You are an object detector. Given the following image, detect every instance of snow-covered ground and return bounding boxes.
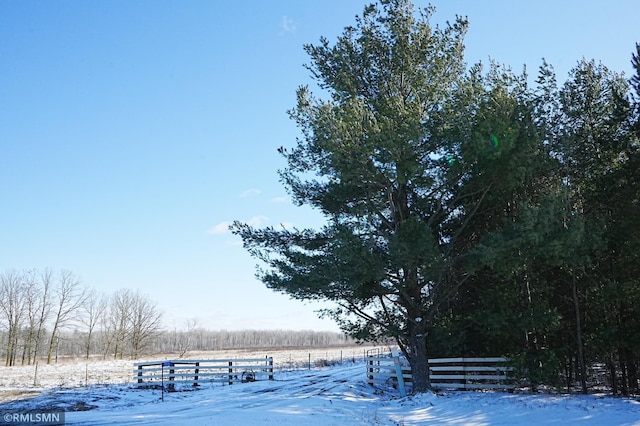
[1,351,639,425]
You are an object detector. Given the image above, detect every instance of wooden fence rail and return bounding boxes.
[133,357,274,390]
[366,353,514,391]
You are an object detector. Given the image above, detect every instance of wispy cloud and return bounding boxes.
[240,188,261,198]
[271,196,289,204]
[280,16,297,34]
[207,221,232,235]
[247,215,269,227]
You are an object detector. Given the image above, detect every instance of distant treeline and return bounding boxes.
[0,268,353,364]
[150,329,354,355]
[0,328,354,361]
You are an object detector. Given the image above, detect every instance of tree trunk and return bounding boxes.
[401,263,432,394]
[572,271,588,394]
[85,329,93,360]
[625,348,638,394]
[21,335,29,365]
[609,356,618,395]
[619,348,629,396]
[564,356,572,393]
[46,319,60,364]
[5,329,14,366]
[11,331,19,366]
[407,330,431,393]
[33,325,45,364]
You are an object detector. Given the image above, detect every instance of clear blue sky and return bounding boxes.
[1,1,638,331]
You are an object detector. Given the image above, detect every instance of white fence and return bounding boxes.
[366,352,514,390]
[133,357,274,390]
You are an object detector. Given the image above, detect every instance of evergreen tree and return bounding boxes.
[587,46,640,395]
[233,0,473,393]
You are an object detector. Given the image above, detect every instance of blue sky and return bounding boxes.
[1,1,638,332]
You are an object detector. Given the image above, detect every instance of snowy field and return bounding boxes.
[1,348,639,425]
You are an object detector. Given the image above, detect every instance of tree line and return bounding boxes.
[0,268,353,363]
[1,326,353,361]
[150,328,353,356]
[232,0,640,394]
[426,52,640,396]
[0,268,162,364]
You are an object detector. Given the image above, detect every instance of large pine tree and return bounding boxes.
[232,0,474,392]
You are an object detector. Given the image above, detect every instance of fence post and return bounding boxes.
[137,365,143,384]
[194,362,200,387]
[367,356,374,383]
[168,362,175,392]
[391,348,407,397]
[462,357,467,390]
[393,357,407,397]
[228,361,233,385]
[268,357,274,380]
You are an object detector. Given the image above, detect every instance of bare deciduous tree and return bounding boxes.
[80,287,107,359]
[102,289,162,359]
[32,268,52,364]
[104,289,132,359]
[130,291,162,359]
[20,269,41,365]
[174,318,198,358]
[0,270,27,366]
[46,270,87,363]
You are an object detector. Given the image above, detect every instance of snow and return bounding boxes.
[1,356,639,425]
